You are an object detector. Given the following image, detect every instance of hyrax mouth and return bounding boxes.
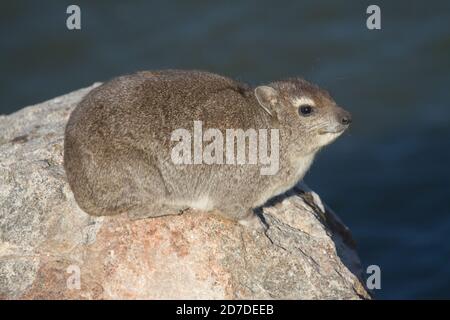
[318,126,347,135]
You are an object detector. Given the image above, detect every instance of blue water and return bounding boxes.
[1,1,449,299]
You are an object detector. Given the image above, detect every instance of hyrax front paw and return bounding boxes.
[297,182,326,213]
[239,213,268,233]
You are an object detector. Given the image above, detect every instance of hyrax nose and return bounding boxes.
[340,110,352,125]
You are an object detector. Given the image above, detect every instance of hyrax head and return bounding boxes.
[254,78,351,153]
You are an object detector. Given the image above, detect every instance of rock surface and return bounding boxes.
[0,84,370,299]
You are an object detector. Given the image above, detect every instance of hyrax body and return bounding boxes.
[64,70,351,230]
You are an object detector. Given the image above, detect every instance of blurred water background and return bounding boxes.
[1,0,449,299]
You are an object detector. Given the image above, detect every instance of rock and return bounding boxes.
[0,84,371,300]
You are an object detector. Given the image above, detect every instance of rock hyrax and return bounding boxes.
[64,70,351,230]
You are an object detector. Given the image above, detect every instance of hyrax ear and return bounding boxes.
[255,86,278,117]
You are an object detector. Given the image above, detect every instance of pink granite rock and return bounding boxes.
[0,85,370,300]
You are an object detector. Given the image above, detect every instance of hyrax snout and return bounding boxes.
[64,70,351,231]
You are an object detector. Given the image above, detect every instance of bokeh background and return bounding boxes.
[1,0,449,299]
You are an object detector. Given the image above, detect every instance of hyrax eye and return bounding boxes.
[299,105,313,116]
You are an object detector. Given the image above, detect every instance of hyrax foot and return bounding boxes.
[218,205,268,232]
[239,212,268,233]
[127,204,182,220]
[297,182,325,213]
